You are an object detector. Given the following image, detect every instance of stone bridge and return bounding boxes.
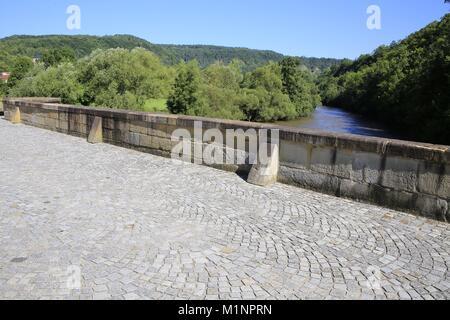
[0,98,449,300]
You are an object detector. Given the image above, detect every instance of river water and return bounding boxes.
[276,106,400,139]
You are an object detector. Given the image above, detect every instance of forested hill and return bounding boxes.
[319,13,450,145]
[0,34,341,71]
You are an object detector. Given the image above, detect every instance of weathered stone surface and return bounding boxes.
[415,194,448,221]
[128,132,140,146]
[354,151,383,184]
[247,144,279,187]
[418,162,450,198]
[382,156,419,192]
[447,201,450,223]
[87,117,103,144]
[138,134,153,149]
[310,147,335,175]
[279,140,310,170]
[333,149,354,180]
[279,166,341,195]
[11,107,21,124]
[152,136,173,152]
[129,121,148,135]
[1,119,450,300]
[339,179,371,200]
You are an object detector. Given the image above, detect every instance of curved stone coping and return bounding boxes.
[4,97,450,165]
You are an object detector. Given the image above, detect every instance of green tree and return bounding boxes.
[78,48,172,109]
[10,62,83,104]
[42,47,76,68]
[7,56,33,88]
[279,57,321,116]
[240,63,297,121]
[167,60,206,115]
[320,13,450,144]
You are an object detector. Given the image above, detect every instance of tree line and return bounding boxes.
[2,47,321,122]
[0,34,342,72]
[318,13,450,145]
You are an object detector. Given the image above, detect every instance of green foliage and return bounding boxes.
[143,98,169,113]
[10,63,83,104]
[42,47,76,68]
[78,48,173,109]
[7,46,321,123]
[167,58,320,122]
[279,57,321,116]
[167,61,206,115]
[7,56,33,87]
[0,34,341,72]
[240,63,297,122]
[321,13,450,145]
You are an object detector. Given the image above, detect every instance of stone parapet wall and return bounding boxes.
[3,97,450,222]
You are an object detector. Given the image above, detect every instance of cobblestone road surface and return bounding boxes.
[0,119,449,300]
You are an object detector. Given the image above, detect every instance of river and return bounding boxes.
[276,106,401,139]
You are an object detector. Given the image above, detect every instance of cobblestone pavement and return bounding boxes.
[0,119,449,300]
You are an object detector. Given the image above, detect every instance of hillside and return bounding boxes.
[0,34,341,71]
[319,13,450,144]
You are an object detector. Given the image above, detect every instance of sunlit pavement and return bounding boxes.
[0,118,449,300]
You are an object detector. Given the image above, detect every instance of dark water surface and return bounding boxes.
[276,106,401,139]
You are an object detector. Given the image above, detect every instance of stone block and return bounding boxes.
[44,117,58,130]
[247,144,279,187]
[339,179,371,200]
[87,117,103,144]
[139,134,154,149]
[381,156,419,192]
[334,149,354,180]
[114,119,129,132]
[128,132,140,146]
[310,147,335,175]
[148,122,169,138]
[152,136,174,152]
[102,117,114,130]
[102,128,114,141]
[371,185,416,212]
[79,114,87,125]
[58,112,68,121]
[48,111,58,119]
[129,121,148,135]
[11,107,21,124]
[357,152,383,184]
[58,120,69,132]
[418,162,450,199]
[279,166,340,195]
[279,140,310,170]
[415,194,448,221]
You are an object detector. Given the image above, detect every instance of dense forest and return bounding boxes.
[2,46,320,122]
[319,13,450,145]
[0,35,342,72]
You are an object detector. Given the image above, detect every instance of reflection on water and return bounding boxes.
[276,106,400,139]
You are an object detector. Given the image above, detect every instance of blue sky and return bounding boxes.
[0,0,448,59]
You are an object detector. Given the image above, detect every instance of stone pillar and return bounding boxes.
[87,116,103,144]
[247,144,279,187]
[11,107,21,124]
